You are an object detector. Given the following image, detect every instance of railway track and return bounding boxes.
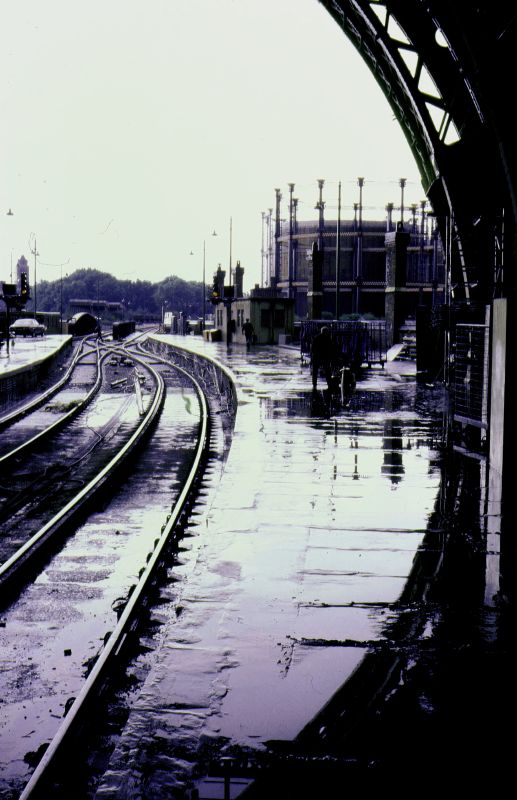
[0,336,96,433]
[0,343,104,469]
[0,327,157,436]
[0,338,218,799]
[0,343,161,586]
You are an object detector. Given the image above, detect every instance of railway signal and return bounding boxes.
[211,276,220,304]
[1,283,20,356]
[20,272,30,303]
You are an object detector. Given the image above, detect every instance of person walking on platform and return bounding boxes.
[242,318,254,351]
[310,325,333,392]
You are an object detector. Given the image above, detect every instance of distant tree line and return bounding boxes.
[27,268,206,320]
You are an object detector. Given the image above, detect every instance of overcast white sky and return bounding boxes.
[1,0,423,292]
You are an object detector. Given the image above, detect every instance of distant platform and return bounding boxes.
[0,335,72,379]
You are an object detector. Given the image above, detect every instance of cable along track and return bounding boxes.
[0,354,209,799]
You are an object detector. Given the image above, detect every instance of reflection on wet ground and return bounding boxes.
[263,384,447,422]
[324,449,517,784]
[247,422,517,792]
[90,339,515,796]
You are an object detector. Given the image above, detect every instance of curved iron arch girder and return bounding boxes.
[319,0,513,299]
[319,1,502,195]
[382,1,516,297]
[319,0,439,193]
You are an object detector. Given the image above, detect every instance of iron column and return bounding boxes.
[274,189,282,286]
[399,178,406,226]
[203,240,206,329]
[316,179,325,253]
[288,182,295,298]
[335,181,341,320]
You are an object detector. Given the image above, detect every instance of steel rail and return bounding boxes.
[138,337,239,419]
[18,357,209,800]
[0,337,95,431]
[0,350,165,599]
[0,345,107,468]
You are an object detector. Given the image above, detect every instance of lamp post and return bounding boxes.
[45,258,69,331]
[1,211,15,357]
[201,230,217,330]
[316,179,325,253]
[30,234,39,318]
[202,241,206,329]
[399,177,406,226]
[60,266,64,329]
[335,181,342,320]
[267,208,273,288]
[355,177,365,314]
[288,182,295,299]
[274,189,282,286]
[228,217,232,285]
[6,209,14,282]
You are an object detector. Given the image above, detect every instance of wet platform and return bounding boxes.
[0,334,73,417]
[0,334,72,378]
[96,335,448,797]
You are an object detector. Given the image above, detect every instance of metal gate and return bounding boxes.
[452,322,490,431]
[300,320,387,368]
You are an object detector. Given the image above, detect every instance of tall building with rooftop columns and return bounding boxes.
[263,184,445,329]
